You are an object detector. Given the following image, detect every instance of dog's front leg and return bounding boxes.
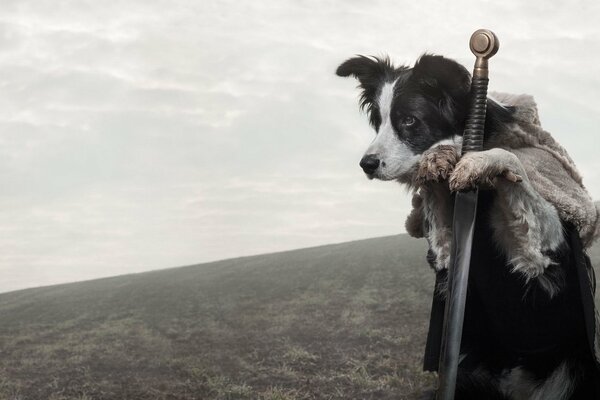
[416,144,459,272]
[449,148,565,291]
[421,182,455,272]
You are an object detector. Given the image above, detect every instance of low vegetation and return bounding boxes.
[0,235,597,399]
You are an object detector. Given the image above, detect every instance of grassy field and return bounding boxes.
[0,235,598,400]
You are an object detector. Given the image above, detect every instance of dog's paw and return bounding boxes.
[449,150,523,192]
[448,153,487,191]
[416,145,460,184]
[437,252,451,271]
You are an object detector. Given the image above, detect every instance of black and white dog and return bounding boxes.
[336,54,599,399]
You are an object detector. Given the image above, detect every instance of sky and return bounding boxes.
[1,0,600,293]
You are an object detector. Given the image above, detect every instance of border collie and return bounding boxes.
[336,54,599,400]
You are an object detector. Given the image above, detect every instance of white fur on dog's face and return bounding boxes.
[363,80,420,181]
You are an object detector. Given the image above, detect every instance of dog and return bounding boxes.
[336,54,600,399]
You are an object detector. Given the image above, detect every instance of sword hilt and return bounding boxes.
[461,29,499,154]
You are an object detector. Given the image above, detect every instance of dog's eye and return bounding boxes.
[401,116,416,127]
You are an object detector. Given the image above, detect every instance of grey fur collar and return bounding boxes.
[486,92,599,247]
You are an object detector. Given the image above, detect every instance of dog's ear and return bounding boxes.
[412,54,471,98]
[412,54,471,119]
[336,56,396,128]
[336,55,395,82]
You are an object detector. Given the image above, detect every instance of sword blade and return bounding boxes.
[436,189,479,400]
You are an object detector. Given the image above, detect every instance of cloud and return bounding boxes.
[0,0,599,292]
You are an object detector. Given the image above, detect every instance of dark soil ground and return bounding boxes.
[0,235,597,400]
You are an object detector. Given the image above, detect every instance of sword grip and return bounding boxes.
[460,28,499,154]
[461,77,489,153]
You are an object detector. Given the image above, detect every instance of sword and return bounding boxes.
[436,29,499,400]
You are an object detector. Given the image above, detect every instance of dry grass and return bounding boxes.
[0,235,597,399]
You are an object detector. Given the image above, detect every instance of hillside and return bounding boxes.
[0,235,598,400]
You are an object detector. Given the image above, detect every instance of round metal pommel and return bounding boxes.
[469,29,499,59]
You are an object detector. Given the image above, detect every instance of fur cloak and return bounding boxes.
[406,93,600,373]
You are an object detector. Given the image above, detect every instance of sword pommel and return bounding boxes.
[469,29,499,79]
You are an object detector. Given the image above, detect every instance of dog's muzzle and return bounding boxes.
[359,154,380,175]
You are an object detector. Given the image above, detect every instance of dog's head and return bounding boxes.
[336,54,470,181]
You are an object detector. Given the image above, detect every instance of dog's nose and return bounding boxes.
[360,155,380,174]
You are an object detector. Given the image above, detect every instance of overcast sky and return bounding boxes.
[1,0,599,293]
